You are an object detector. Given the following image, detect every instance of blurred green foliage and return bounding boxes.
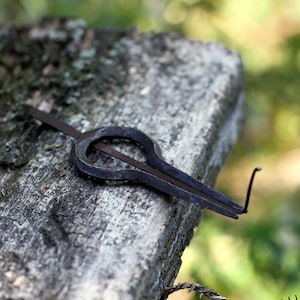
[1,1,299,299]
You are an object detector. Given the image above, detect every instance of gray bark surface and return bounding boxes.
[0,19,245,300]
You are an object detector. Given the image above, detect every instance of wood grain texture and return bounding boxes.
[0,19,245,300]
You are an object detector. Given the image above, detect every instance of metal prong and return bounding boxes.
[240,166,262,214]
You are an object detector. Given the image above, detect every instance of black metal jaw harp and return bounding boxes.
[29,107,261,219]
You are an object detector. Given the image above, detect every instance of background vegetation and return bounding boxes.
[1,1,299,299]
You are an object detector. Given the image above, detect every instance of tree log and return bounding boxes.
[0,18,245,300]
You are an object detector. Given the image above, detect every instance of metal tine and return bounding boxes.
[29,107,81,139]
[94,136,242,217]
[134,168,239,219]
[146,154,245,213]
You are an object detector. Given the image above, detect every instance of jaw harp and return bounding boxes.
[29,107,261,219]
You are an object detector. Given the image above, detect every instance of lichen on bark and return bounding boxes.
[0,18,129,168]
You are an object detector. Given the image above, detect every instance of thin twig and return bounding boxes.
[161,282,227,300]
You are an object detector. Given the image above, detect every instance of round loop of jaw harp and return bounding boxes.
[70,126,163,181]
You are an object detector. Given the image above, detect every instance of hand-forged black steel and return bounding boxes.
[29,107,261,219]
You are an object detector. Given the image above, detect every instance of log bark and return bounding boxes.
[0,18,245,300]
